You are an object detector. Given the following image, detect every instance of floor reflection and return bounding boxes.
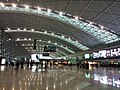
[0,65,120,90]
[93,68,120,88]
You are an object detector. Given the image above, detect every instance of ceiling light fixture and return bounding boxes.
[59,12,63,16]
[0,2,5,7]
[24,5,29,9]
[89,22,92,25]
[48,41,51,43]
[17,38,20,40]
[12,3,17,8]
[47,9,51,13]
[76,41,78,43]
[55,43,57,45]
[29,38,31,40]
[9,38,11,41]
[62,35,64,38]
[24,38,27,40]
[75,16,78,20]
[52,32,54,35]
[101,26,104,29]
[45,31,47,33]
[17,28,20,30]
[24,28,26,31]
[7,28,11,30]
[37,7,41,11]
[31,29,34,31]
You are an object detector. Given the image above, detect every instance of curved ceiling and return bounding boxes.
[5,30,88,51]
[0,0,120,58]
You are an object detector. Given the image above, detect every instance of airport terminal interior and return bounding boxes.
[0,0,120,90]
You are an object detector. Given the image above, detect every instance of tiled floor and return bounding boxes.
[0,65,120,90]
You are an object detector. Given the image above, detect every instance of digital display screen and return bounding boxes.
[93,50,106,59]
[1,59,6,64]
[42,53,49,56]
[31,54,53,61]
[31,54,41,62]
[99,50,106,58]
[106,49,111,57]
[93,52,100,58]
[111,48,120,57]
[84,47,120,59]
[84,54,90,59]
[44,45,56,52]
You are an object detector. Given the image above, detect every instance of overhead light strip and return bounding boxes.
[18,39,75,53]
[5,29,89,50]
[1,2,120,44]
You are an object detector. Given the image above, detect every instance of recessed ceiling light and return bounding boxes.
[76,41,78,43]
[89,22,92,25]
[24,38,27,40]
[29,38,31,40]
[47,9,51,13]
[24,5,29,9]
[75,16,78,20]
[62,35,64,38]
[12,3,17,8]
[9,38,11,41]
[0,2,5,7]
[37,7,41,11]
[8,28,11,30]
[17,28,20,30]
[24,28,26,31]
[101,26,104,29]
[55,43,57,45]
[52,32,54,35]
[45,31,47,33]
[59,12,63,16]
[31,29,34,31]
[17,38,20,40]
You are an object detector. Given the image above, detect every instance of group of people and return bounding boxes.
[8,61,24,70]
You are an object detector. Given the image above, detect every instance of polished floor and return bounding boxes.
[0,65,120,90]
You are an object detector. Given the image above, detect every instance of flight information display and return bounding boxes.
[106,49,111,57]
[31,54,41,62]
[44,45,56,52]
[99,50,106,58]
[1,58,6,65]
[93,52,100,59]
[84,54,90,59]
[111,48,120,57]
[84,47,120,59]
